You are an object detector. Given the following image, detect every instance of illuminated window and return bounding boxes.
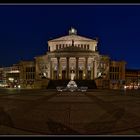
[112,67,114,72]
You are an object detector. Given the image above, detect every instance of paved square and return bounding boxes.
[0,89,140,135]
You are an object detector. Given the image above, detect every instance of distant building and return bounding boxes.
[0,64,20,88]
[19,61,35,89]
[125,69,140,89]
[109,61,126,89]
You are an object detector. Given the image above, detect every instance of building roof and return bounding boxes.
[48,34,96,42]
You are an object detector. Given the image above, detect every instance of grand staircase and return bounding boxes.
[47,80,97,89]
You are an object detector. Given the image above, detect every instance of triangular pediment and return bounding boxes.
[49,34,95,42]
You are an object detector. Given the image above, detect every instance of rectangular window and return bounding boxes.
[33,74,35,79]
[118,67,119,72]
[117,74,119,79]
[115,74,117,80]
[112,67,114,72]
[110,74,112,79]
[112,74,114,80]
[110,67,112,72]
[33,67,35,72]
[28,74,30,79]
[115,67,117,72]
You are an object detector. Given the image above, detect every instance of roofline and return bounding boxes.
[126,69,140,71]
[48,34,97,42]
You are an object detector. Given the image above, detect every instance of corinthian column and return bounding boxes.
[50,59,52,79]
[57,57,60,79]
[85,57,88,79]
[76,57,79,79]
[66,57,69,79]
[92,61,95,79]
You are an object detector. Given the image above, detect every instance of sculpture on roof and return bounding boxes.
[69,27,77,35]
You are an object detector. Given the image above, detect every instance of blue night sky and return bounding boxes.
[0,4,140,69]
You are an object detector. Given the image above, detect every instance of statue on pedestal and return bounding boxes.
[70,71,75,81]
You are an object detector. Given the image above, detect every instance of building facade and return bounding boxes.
[35,28,111,81]
[109,61,126,89]
[0,64,20,88]
[125,69,140,89]
[0,28,126,89]
[19,61,35,88]
[34,28,126,89]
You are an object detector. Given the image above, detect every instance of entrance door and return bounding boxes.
[79,70,83,80]
[62,70,66,80]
